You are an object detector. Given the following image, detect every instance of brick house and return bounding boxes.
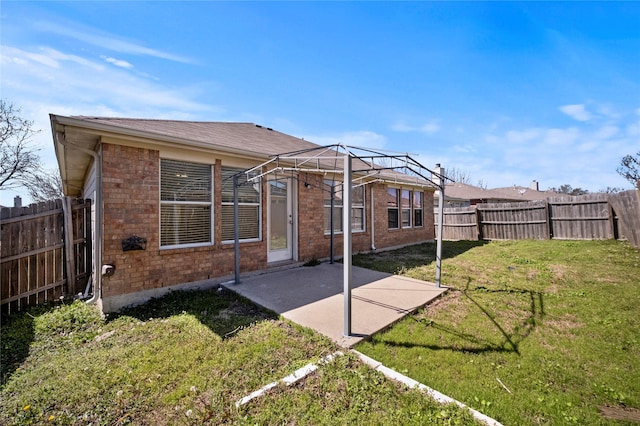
[51,115,436,312]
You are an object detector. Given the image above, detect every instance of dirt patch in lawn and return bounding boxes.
[599,405,640,422]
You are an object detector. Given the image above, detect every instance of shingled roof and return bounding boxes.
[68,117,324,157]
[51,115,436,196]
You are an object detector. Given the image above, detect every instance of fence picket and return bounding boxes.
[436,191,638,244]
[1,198,92,315]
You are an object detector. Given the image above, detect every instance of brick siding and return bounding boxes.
[100,144,435,308]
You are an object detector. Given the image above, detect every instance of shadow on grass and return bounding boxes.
[109,287,278,338]
[352,240,488,274]
[1,304,49,385]
[381,278,544,355]
[1,288,277,386]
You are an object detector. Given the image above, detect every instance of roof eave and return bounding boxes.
[51,115,271,161]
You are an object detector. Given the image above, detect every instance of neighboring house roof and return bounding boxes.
[491,186,558,201]
[439,182,511,203]
[50,115,435,197]
[435,182,558,205]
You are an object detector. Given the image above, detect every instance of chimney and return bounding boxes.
[530,180,539,191]
[14,196,22,208]
[433,163,445,186]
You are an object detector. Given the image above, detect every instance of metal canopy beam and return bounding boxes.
[236,143,449,337]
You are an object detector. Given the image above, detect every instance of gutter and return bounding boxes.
[52,124,103,306]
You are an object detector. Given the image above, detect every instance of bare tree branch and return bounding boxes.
[0,100,43,189]
[23,168,64,202]
[617,152,640,185]
[444,167,472,184]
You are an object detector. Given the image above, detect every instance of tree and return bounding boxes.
[548,184,589,196]
[0,100,42,189]
[444,167,472,184]
[23,168,64,202]
[617,151,640,185]
[599,186,625,194]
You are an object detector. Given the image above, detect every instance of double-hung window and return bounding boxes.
[351,184,365,232]
[413,191,424,227]
[324,180,343,233]
[401,189,412,228]
[160,159,213,248]
[387,188,399,229]
[221,167,261,242]
[324,180,365,233]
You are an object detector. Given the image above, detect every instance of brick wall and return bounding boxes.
[296,172,436,262]
[100,146,435,308]
[100,143,267,302]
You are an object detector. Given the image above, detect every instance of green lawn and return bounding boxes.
[354,239,640,425]
[1,289,477,425]
[2,239,637,425]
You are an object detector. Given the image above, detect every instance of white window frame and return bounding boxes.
[351,184,365,233]
[401,189,412,228]
[387,187,399,230]
[160,159,213,249]
[413,191,424,228]
[324,180,365,234]
[221,167,262,243]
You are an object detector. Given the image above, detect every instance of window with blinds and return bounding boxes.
[387,188,399,229]
[160,159,213,248]
[413,191,424,227]
[323,180,365,233]
[221,167,261,242]
[401,189,412,228]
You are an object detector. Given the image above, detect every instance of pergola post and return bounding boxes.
[343,154,352,336]
[435,165,445,288]
[234,174,240,284]
[330,183,335,264]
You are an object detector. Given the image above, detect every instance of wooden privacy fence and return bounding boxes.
[1,198,92,314]
[435,191,640,245]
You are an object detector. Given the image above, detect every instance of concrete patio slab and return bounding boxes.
[226,262,447,347]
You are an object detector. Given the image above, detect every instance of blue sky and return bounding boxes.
[1,1,639,204]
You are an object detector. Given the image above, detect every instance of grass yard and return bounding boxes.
[354,239,640,425]
[1,289,478,425]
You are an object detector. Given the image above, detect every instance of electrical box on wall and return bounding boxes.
[121,235,147,252]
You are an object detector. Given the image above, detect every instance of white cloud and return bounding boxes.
[627,121,640,136]
[453,144,476,153]
[391,120,441,134]
[559,104,592,122]
[506,128,540,144]
[2,44,214,114]
[594,125,619,139]
[103,56,134,69]
[543,127,580,145]
[33,20,193,64]
[305,130,387,150]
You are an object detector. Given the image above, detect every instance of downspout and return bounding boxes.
[370,184,376,250]
[55,130,103,305]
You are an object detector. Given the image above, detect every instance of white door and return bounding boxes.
[267,178,293,262]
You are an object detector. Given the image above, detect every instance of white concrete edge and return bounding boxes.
[235,351,344,408]
[351,350,504,426]
[235,348,502,426]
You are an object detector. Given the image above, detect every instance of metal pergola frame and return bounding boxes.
[230,144,449,337]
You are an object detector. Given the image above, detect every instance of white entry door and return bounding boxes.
[267,178,293,262]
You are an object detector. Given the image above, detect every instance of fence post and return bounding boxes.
[545,199,553,239]
[475,206,483,240]
[607,197,616,240]
[62,197,76,295]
